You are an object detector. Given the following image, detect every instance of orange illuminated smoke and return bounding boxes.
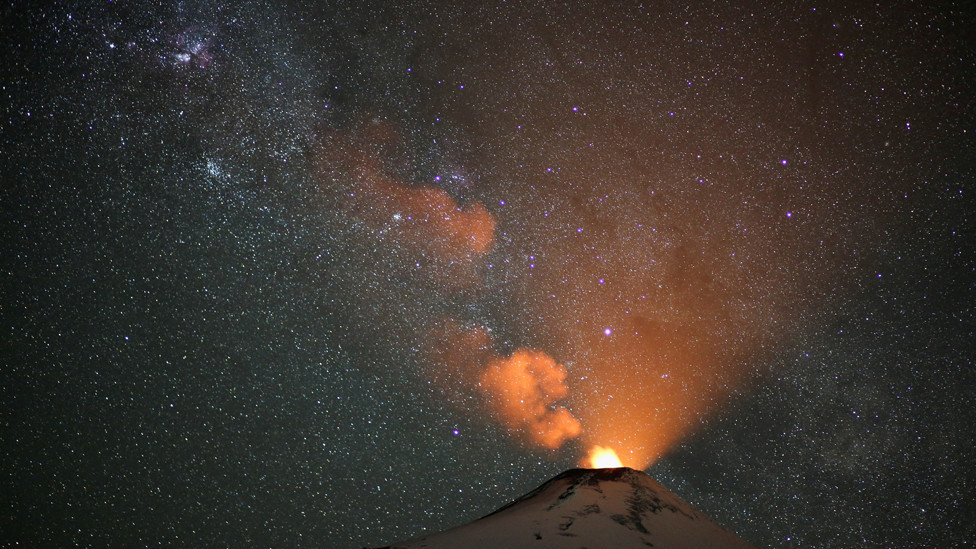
[479,350,582,449]
[586,445,623,468]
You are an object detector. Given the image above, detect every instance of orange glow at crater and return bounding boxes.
[586,445,623,468]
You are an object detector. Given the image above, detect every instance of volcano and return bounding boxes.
[374,467,757,548]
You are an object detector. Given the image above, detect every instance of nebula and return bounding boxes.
[313,119,496,292]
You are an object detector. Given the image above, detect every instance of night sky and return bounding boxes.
[3,1,974,547]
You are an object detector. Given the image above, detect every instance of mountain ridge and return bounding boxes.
[372,467,757,549]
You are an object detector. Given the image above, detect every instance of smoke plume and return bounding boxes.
[312,119,581,452]
[479,349,582,449]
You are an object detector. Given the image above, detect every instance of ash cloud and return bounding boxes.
[479,349,582,449]
[310,119,581,451]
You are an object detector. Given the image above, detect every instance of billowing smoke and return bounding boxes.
[309,114,837,466]
[306,6,916,472]
[479,350,581,449]
[423,320,581,450]
[311,118,582,451]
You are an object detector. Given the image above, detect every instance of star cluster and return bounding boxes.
[2,1,974,548]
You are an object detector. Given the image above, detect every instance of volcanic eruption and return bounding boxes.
[585,446,624,469]
[372,467,757,548]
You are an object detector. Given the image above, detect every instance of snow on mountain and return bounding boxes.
[373,467,757,548]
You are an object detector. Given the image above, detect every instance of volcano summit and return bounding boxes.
[374,467,757,548]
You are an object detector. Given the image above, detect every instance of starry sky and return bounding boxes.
[2,1,974,547]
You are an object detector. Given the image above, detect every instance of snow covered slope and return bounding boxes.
[375,467,757,548]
